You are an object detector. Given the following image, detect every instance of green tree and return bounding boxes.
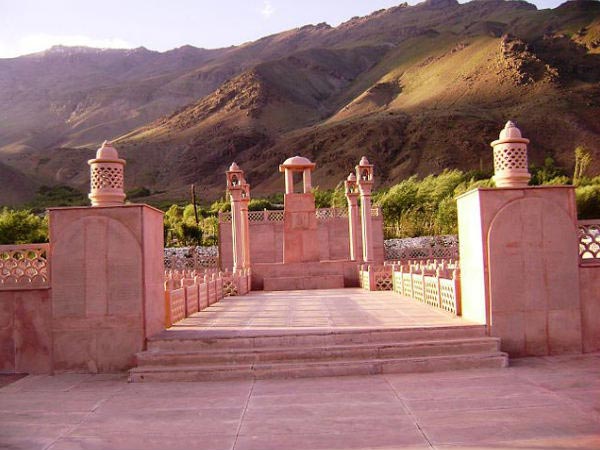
[573,146,592,186]
[0,208,48,244]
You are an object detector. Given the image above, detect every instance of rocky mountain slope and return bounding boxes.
[2,0,600,205]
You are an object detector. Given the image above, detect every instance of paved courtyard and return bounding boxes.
[1,353,599,450]
[170,288,473,332]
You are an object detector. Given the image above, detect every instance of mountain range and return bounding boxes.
[1,0,600,205]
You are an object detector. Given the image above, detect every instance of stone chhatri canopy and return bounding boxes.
[279,155,316,172]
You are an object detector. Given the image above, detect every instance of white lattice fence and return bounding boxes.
[0,244,50,290]
[424,276,440,308]
[402,273,413,298]
[440,278,460,315]
[390,262,461,316]
[412,274,425,303]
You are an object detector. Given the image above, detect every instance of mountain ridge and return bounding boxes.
[1,0,599,205]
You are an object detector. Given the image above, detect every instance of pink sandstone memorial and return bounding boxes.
[0,123,598,380]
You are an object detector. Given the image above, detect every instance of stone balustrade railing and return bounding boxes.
[392,260,461,315]
[163,268,251,327]
[0,244,50,290]
[358,265,393,291]
[219,207,380,223]
[578,220,600,265]
[358,260,461,316]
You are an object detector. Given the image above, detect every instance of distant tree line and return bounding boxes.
[2,148,599,244]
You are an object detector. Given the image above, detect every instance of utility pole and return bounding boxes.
[190,184,199,226]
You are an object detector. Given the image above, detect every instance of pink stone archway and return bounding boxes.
[487,196,581,356]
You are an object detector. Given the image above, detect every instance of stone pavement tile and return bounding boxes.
[518,370,600,392]
[69,407,242,436]
[553,387,600,415]
[47,433,237,450]
[0,374,95,393]
[0,412,87,450]
[239,414,417,437]
[243,401,408,420]
[234,428,430,450]
[101,389,250,411]
[402,391,561,412]
[388,376,546,401]
[0,391,108,413]
[252,375,392,396]
[247,390,401,408]
[0,435,59,450]
[415,405,600,446]
[435,435,600,450]
[124,380,252,398]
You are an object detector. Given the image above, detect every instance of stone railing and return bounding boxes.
[0,244,50,290]
[315,208,348,221]
[163,268,251,327]
[392,260,461,316]
[358,265,393,291]
[164,246,219,271]
[578,220,600,265]
[384,235,459,262]
[220,207,380,224]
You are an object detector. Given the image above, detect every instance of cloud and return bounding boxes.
[0,34,134,58]
[261,0,275,19]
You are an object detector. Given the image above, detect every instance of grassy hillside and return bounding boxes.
[1,0,600,206]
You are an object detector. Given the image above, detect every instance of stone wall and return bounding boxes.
[0,289,52,374]
[579,264,600,353]
[219,209,384,270]
[457,186,590,357]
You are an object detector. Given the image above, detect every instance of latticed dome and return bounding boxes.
[499,121,523,140]
[95,141,120,160]
[491,120,531,188]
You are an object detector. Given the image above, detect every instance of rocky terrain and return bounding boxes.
[1,0,600,205]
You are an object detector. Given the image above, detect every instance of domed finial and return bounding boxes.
[347,173,356,182]
[229,162,240,171]
[499,120,523,140]
[491,120,531,188]
[88,140,126,206]
[359,156,370,165]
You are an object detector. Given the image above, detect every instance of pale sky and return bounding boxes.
[0,0,569,58]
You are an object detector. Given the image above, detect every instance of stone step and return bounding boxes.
[147,325,488,352]
[263,275,344,291]
[129,352,509,382]
[135,337,501,366]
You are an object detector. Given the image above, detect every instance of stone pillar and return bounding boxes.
[345,173,361,261]
[240,182,251,269]
[356,156,374,263]
[303,169,312,194]
[284,169,294,194]
[88,141,126,206]
[492,121,531,188]
[279,156,319,263]
[226,163,245,271]
[47,143,164,373]
[457,121,581,357]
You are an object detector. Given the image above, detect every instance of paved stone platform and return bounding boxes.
[1,353,599,449]
[170,288,473,332]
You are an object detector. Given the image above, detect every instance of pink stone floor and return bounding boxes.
[1,354,600,449]
[171,288,473,332]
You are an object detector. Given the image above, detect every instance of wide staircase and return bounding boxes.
[129,325,508,382]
